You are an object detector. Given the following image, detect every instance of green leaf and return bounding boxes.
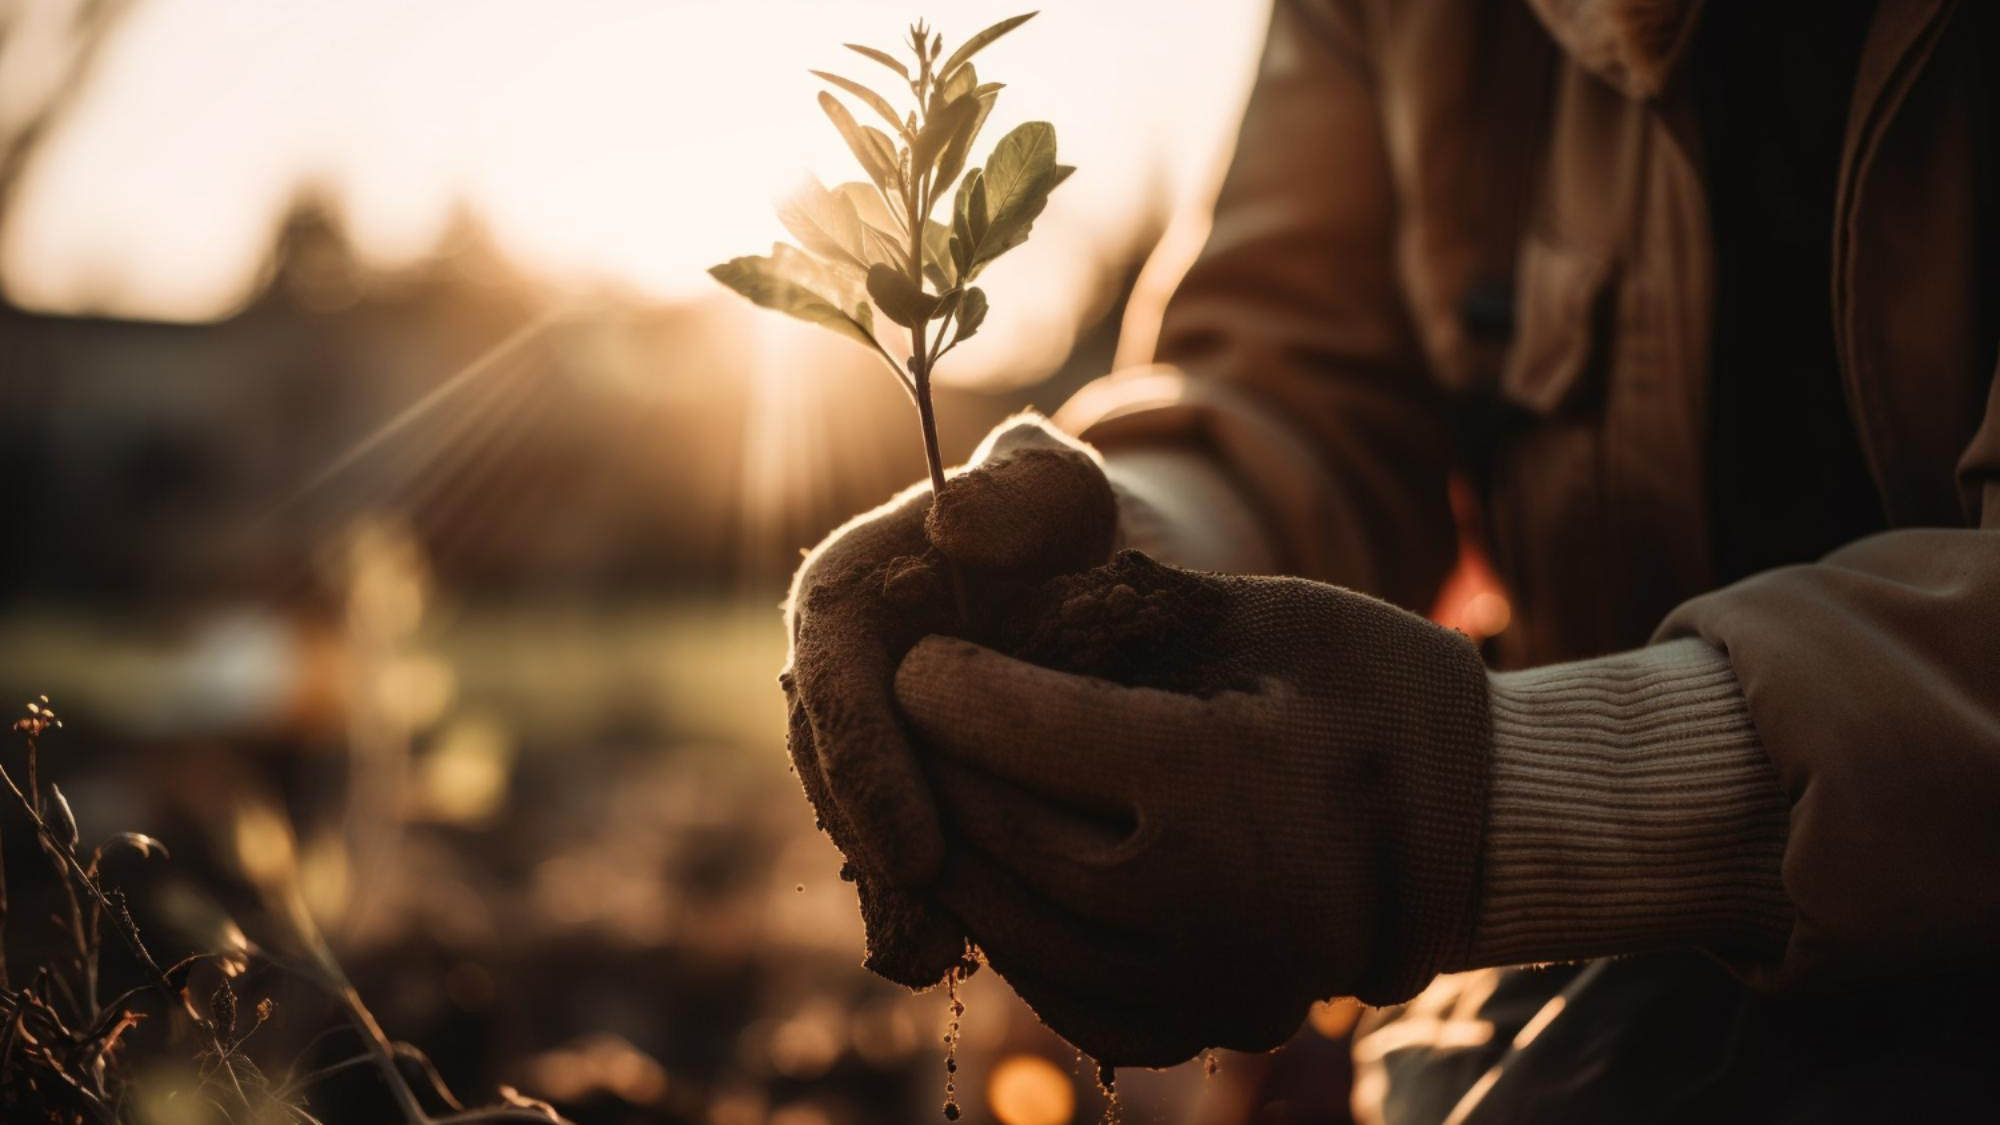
[952,169,980,259]
[969,174,990,242]
[844,42,909,81]
[971,219,1032,271]
[866,264,942,328]
[952,287,988,345]
[922,219,957,289]
[938,12,1037,84]
[819,92,901,198]
[911,93,981,180]
[835,181,898,230]
[970,121,1060,271]
[929,61,979,117]
[832,182,910,270]
[810,71,908,137]
[774,242,870,311]
[933,86,999,197]
[979,121,1056,228]
[776,178,867,276]
[710,244,878,348]
[934,286,964,318]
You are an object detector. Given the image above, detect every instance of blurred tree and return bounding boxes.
[0,0,136,292]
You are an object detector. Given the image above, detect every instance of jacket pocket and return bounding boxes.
[1499,234,1614,415]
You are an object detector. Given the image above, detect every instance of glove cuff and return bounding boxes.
[1348,615,1495,1006]
[1452,638,1793,972]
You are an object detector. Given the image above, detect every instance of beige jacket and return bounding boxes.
[1058,0,2000,990]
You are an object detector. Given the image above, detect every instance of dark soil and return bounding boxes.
[1004,550,1239,696]
[926,448,1119,577]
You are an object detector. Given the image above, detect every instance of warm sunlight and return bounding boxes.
[1,0,1265,387]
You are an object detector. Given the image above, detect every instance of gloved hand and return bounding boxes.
[894,551,1493,1065]
[781,414,1119,988]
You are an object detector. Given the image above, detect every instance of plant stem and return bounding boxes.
[0,754,247,1109]
[269,883,434,1125]
[910,362,948,502]
[895,44,972,626]
[909,354,970,622]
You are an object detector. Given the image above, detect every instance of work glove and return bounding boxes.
[894,551,1493,1066]
[780,414,1119,988]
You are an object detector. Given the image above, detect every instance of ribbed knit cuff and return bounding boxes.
[1452,638,1794,971]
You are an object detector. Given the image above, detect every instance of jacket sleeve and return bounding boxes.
[1053,0,1464,614]
[1656,365,2000,990]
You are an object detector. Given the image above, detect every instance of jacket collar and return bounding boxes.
[1522,0,1710,99]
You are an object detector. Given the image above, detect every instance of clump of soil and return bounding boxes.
[927,447,1119,577]
[1004,550,1240,696]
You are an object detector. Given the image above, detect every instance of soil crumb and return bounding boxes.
[1006,550,1237,695]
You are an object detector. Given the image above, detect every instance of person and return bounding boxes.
[782,0,2000,1119]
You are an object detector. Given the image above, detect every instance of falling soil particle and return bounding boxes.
[942,966,966,1121]
[1095,1062,1122,1124]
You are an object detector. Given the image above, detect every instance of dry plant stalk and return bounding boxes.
[0,699,572,1125]
[709,11,1073,507]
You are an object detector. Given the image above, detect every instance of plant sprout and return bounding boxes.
[709,11,1072,504]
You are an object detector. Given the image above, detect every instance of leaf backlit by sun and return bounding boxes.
[707,12,1072,497]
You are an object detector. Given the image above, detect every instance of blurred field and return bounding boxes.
[0,1,1394,1120]
[0,592,1361,1124]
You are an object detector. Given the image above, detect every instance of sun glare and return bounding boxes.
[1,0,1265,386]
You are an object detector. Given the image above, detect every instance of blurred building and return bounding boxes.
[0,192,1131,611]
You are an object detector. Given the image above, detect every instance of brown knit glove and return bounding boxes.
[781,415,1118,988]
[894,552,1492,1066]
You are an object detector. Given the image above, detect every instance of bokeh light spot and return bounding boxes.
[987,1054,1074,1125]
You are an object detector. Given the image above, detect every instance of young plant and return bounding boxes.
[709,11,1073,506]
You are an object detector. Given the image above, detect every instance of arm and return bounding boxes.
[1655,524,2000,987]
[892,425,1996,1061]
[1455,367,2000,986]
[1056,0,1463,609]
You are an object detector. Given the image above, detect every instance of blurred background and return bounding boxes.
[0,2,1500,1122]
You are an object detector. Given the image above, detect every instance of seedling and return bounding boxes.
[709,11,1073,508]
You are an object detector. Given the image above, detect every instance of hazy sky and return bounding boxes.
[1,0,1268,365]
